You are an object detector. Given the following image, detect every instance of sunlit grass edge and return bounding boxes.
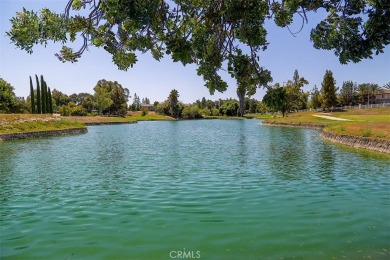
[263,108,390,140]
[0,114,85,134]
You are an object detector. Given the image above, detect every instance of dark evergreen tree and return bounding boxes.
[132,93,140,111]
[339,81,357,106]
[168,89,180,118]
[48,87,53,114]
[41,75,47,113]
[320,70,338,109]
[46,83,50,113]
[35,75,41,114]
[29,76,35,113]
[310,85,321,109]
[293,70,300,85]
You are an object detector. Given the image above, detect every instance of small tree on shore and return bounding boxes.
[94,86,113,114]
[262,85,288,117]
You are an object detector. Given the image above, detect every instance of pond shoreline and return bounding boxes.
[321,131,390,154]
[262,121,390,154]
[2,119,388,154]
[262,121,325,130]
[0,128,88,141]
[84,121,138,126]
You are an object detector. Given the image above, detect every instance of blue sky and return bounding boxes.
[1,0,389,104]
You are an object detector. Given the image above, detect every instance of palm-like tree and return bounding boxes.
[168,89,180,118]
[358,83,380,105]
[368,84,380,104]
[380,82,390,91]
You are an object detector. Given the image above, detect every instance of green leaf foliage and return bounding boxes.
[263,85,288,117]
[6,0,389,95]
[0,78,16,113]
[93,79,129,116]
[219,99,239,116]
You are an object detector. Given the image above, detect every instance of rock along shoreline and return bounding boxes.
[0,128,88,141]
[262,121,390,154]
[262,121,325,130]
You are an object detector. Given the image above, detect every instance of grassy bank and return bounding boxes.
[128,111,175,121]
[264,107,390,140]
[243,114,275,119]
[0,114,85,134]
[65,111,174,124]
[202,115,245,120]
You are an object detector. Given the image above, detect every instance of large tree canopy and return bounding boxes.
[7,0,390,94]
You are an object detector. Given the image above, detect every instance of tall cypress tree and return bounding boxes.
[35,75,41,114]
[48,87,53,114]
[44,80,49,113]
[48,86,52,113]
[41,75,46,114]
[29,76,35,114]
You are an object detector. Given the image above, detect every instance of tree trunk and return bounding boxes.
[237,90,245,117]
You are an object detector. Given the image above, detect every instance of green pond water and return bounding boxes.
[0,120,389,259]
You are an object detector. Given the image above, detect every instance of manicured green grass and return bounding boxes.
[66,115,136,124]
[243,113,279,119]
[264,108,390,140]
[66,112,174,124]
[128,111,175,121]
[202,115,245,120]
[0,114,85,134]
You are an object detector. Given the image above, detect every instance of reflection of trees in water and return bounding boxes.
[0,143,16,200]
[0,139,69,212]
[237,121,248,168]
[266,127,310,181]
[317,145,336,181]
[86,126,132,193]
[95,130,126,165]
[167,121,183,179]
[266,127,337,182]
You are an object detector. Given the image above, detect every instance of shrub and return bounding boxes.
[58,104,87,116]
[156,101,170,115]
[219,99,239,116]
[182,105,202,119]
[70,105,87,116]
[201,108,211,116]
[376,132,385,138]
[88,112,98,116]
[211,108,220,116]
[141,108,148,116]
[117,107,127,117]
[361,128,372,137]
[58,105,71,116]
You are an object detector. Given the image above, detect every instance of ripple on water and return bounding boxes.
[1,120,389,259]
